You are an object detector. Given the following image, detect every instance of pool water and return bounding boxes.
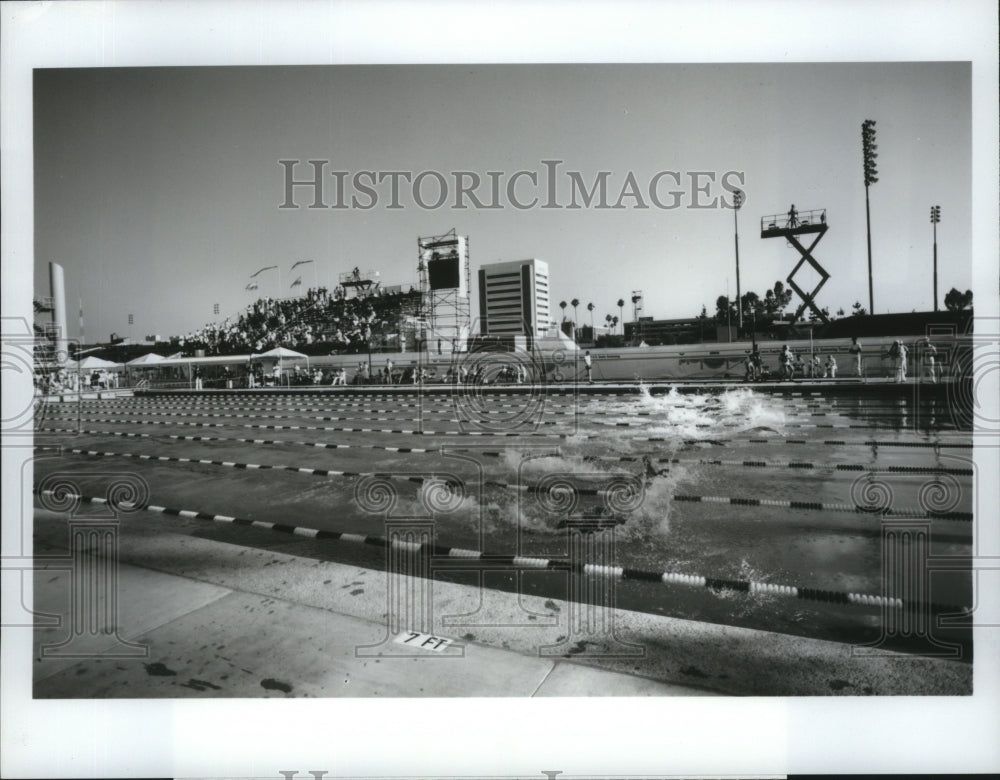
[35,384,973,656]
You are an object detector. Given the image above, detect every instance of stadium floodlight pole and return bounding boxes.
[570,298,580,382]
[366,326,373,385]
[862,119,879,314]
[930,205,941,311]
[733,188,745,332]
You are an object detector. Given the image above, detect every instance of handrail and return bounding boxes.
[761,208,827,232]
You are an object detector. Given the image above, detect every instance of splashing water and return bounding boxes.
[474,386,788,540]
[627,384,787,440]
[707,559,783,617]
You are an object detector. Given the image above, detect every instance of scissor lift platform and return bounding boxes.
[761,207,830,325]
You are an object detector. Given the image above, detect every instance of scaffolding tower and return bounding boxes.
[418,229,471,354]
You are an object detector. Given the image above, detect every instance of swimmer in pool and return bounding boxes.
[642,454,670,482]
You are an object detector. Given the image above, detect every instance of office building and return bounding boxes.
[477,259,551,338]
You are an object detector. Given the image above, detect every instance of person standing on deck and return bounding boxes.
[584,351,593,383]
[849,337,863,377]
[888,340,906,383]
[921,339,938,383]
[751,347,762,381]
[779,345,793,380]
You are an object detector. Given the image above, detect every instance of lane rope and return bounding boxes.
[46,401,965,430]
[38,409,969,437]
[32,485,971,615]
[37,426,973,477]
[64,396,945,417]
[35,416,971,447]
[44,445,974,521]
[34,415,570,437]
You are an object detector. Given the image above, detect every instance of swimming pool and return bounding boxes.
[34,382,973,660]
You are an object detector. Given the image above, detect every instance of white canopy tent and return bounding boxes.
[253,346,309,361]
[251,346,310,385]
[74,355,123,370]
[126,352,166,366]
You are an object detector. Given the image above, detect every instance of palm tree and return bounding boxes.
[631,293,642,342]
[559,300,567,321]
[570,298,580,342]
[616,298,625,334]
[611,315,619,335]
[587,302,595,334]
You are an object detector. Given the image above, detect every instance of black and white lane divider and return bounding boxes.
[38,427,440,454]
[35,427,974,477]
[45,404,963,432]
[69,396,934,419]
[683,437,970,449]
[581,454,973,476]
[73,395,587,412]
[36,409,971,441]
[44,446,974,522]
[36,416,570,437]
[36,419,971,449]
[66,398,589,415]
[46,407,572,428]
[32,485,971,615]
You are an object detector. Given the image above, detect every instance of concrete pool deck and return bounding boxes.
[31,507,971,698]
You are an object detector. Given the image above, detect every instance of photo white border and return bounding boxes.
[2,1,998,777]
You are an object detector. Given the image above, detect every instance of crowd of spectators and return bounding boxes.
[170,286,422,357]
[34,366,118,395]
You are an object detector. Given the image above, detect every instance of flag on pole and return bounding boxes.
[246,282,259,291]
[290,259,313,270]
[250,265,278,279]
[290,276,302,288]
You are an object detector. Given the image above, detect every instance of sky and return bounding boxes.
[33,62,971,342]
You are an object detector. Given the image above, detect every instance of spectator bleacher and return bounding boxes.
[168,286,423,357]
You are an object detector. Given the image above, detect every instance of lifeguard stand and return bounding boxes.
[761,206,830,324]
